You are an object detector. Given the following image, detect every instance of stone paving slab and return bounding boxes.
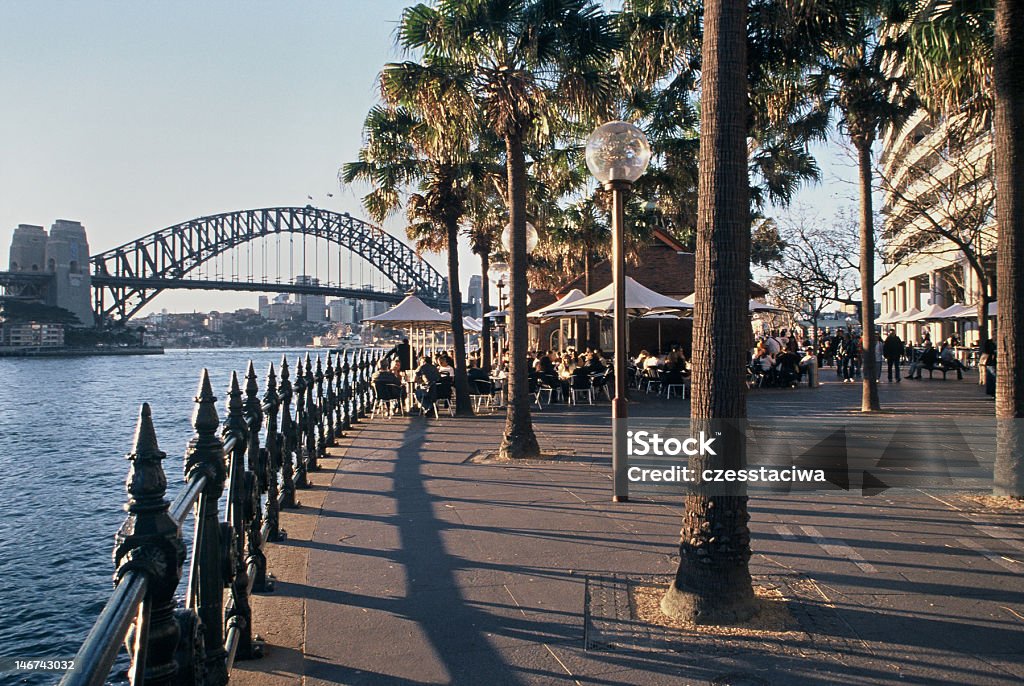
[237,381,1022,685]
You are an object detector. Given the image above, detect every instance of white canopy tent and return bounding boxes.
[934,303,976,320]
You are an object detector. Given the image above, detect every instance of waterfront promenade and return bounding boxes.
[233,380,1023,685]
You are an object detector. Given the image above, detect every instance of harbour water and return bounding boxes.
[0,348,342,685]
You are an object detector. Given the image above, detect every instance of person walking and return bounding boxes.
[882,329,905,383]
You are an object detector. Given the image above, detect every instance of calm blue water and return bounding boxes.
[0,348,332,685]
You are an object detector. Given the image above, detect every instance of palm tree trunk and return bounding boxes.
[446,220,473,416]
[500,134,540,459]
[993,0,1024,497]
[480,250,492,374]
[662,0,756,624]
[857,140,881,412]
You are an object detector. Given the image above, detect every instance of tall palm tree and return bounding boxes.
[806,6,917,412]
[660,0,758,624]
[387,0,618,459]
[340,105,474,415]
[901,0,1022,498]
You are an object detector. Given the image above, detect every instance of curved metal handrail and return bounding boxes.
[58,348,385,686]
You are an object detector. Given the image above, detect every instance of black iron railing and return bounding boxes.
[60,348,384,686]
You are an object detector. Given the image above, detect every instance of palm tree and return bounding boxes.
[991,0,1023,498]
[388,0,618,459]
[901,0,1022,498]
[660,0,758,625]
[805,7,917,412]
[341,105,474,415]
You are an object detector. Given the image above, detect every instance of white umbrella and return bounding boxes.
[462,316,482,332]
[890,306,922,323]
[561,277,687,316]
[906,303,948,322]
[363,295,451,369]
[679,293,782,313]
[934,302,975,320]
[876,310,897,325]
[528,288,587,320]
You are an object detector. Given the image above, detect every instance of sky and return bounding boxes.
[0,1,858,317]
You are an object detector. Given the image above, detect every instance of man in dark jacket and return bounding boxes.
[391,338,413,372]
[882,329,905,383]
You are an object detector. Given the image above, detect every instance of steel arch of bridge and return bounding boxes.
[90,207,448,321]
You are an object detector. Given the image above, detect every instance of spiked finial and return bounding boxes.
[192,369,220,435]
[126,403,168,514]
[264,362,279,406]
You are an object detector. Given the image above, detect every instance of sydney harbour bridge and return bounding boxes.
[1,206,450,324]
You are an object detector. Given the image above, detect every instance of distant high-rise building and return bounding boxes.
[294,275,326,322]
[467,275,483,318]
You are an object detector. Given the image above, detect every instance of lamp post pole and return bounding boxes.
[609,179,630,502]
[585,121,652,503]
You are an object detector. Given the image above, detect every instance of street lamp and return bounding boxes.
[502,221,539,255]
[585,120,652,502]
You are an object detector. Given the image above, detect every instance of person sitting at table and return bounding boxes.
[436,353,455,377]
[466,358,493,395]
[635,350,650,368]
[413,355,441,413]
[371,359,406,405]
[390,357,403,378]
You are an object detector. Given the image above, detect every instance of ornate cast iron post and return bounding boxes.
[114,403,186,686]
[293,356,308,489]
[278,357,298,508]
[314,356,326,464]
[263,363,285,542]
[334,351,345,436]
[304,354,317,472]
[243,362,269,592]
[183,370,230,685]
[324,353,337,444]
[344,351,356,426]
[224,373,259,660]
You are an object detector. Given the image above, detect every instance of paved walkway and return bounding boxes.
[234,378,1023,685]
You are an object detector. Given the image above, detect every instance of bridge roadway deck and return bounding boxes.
[232,378,1024,685]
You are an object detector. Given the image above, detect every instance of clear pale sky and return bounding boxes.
[0,1,856,316]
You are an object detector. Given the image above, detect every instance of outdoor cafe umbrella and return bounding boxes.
[362,294,451,369]
[561,277,688,316]
[890,306,922,323]
[678,293,784,313]
[528,288,587,320]
[906,303,948,322]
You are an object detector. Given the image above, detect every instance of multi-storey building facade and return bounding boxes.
[878,108,996,346]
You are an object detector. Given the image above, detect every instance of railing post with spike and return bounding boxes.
[344,351,356,426]
[293,356,309,489]
[304,355,317,472]
[314,356,326,464]
[263,363,285,542]
[183,371,229,685]
[224,373,260,660]
[324,354,336,444]
[243,362,269,592]
[114,403,186,686]
[278,357,298,507]
[334,351,345,436]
